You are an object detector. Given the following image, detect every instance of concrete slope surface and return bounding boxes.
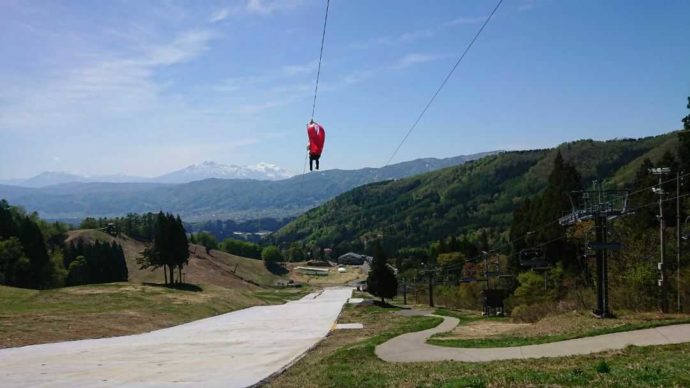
[376,315,690,363]
[0,287,352,387]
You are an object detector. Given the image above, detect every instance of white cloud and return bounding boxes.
[444,16,487,26]
[518,0,536,11]
[393,53,448,69]
[351,28,436,50]
[209,8,230,23]
[231,82,313,114]
[208,0,304,22]
[139,29,215,66]
[282,60,317,76]
[0,29,215,134]
[245,0,304,15]
[351,14,487,50]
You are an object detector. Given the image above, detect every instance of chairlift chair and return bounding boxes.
[519,249,548,268]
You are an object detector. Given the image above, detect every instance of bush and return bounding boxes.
[596,360,611,374]
[220,239,262,259]
[261,245,282,262]
[194,232,218,251]
[434,283,483,310]
[510,302,558,323]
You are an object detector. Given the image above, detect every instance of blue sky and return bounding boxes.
[1,0,689,179]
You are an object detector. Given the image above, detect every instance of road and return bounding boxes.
[0,287,352,387]
[376,314,690,362]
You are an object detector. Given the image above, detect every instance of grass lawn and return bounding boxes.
[269,304,690,387]
[429,309,690,348]
[0,283,309,349]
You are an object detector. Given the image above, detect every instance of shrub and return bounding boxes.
[596,360,611,374]
[510,301,558,323]
[261,245,282,262]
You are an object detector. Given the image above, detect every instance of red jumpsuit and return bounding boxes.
[307,122,326,171]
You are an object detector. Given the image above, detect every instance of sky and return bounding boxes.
[1,0,689,179]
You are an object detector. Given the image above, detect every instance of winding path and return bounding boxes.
[0,287,352,388]
[376,315,690,362]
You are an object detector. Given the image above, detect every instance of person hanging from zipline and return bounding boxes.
[306,119,326,171]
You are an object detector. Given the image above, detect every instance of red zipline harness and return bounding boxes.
[306,121,326,171]
[307,121,326,156]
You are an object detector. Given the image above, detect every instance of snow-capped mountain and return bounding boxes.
[1,162,295,188]
[153,161,295,183]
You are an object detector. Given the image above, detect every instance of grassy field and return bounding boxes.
[269,304,690,387]
[0,283,309,349]
[429,310,690,348]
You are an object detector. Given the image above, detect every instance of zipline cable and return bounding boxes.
[303,0,331,176]
[384,0,504,166]
[311,0,331,121]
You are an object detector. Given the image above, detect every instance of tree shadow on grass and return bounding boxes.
[264,261,289,276]
[143,282,203,292]
[356,299,401,309]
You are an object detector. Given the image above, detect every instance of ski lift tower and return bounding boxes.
[558,181,630,318]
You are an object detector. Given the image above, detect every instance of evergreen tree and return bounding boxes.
[510,151,582,272]
[0,237,29,286]
[173,215,189,283]
[680,96,690,173]
[17,216,52,288]
[0,200,18,240]
[137,212,188,285]
[366,241,398,303]
[628,158,657,229]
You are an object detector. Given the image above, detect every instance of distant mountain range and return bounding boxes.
[155,161,294,183]
[0,152,495,221]
[0,162,295,188]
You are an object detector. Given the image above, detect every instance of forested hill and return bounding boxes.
[270,132,678,255]
[0,152,493,221]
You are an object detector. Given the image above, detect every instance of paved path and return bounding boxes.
[376,315,690,362]
[0,287,352,387]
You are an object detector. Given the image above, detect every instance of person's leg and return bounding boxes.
[315,156,320,170]
[309,154,314,171]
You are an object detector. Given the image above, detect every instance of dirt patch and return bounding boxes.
[442,320,531,339]
[287,263,364,285]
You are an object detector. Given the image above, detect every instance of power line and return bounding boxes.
[384,0,504,166]
[310,0,331,121]
[611,170,690,202]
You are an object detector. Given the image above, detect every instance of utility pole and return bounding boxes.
[677,170,683,312]
[427,269,434,307]
[402,278,407,305]
[420,262,435,307]
[650,167,671,313]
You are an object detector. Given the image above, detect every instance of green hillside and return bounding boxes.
[271,132,678,255]
[65,229,284,287]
